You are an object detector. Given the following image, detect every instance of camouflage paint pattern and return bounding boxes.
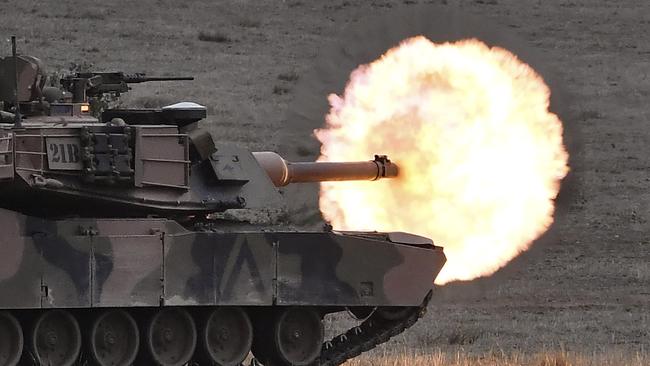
[0,208,445,309]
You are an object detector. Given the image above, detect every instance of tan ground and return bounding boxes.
[1,0,648,363]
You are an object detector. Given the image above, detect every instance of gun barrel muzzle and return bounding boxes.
[252,152,398,187]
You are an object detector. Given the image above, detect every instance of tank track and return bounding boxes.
[310,291,432,366]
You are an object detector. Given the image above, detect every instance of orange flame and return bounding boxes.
[315,37,569,285]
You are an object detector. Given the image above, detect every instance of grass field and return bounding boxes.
[1,0,648,364]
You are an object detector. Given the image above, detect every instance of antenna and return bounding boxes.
[11,36,22,129]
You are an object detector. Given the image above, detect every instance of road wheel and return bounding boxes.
[89,310,139,366]
[146,308,196,366]
[31,310,81,366]
[252,308,323,366]
[0,312,23,366]
[197,307,252,366]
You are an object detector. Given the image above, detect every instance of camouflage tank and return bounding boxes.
[0,38,446,366]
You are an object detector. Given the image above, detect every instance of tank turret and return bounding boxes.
[0,46,400,218]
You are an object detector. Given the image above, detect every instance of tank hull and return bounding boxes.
[0,208,444,309]
[0,208,445,366]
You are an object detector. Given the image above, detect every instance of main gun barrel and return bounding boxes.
[252,152,398,187]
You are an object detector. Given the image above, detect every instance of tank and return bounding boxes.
[0,37,446,366]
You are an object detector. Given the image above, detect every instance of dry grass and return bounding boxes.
[345,350,650,366]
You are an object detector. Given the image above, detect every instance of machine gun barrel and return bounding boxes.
[61,72,195,101]
[122,74,194,83]
[252,152,398,187]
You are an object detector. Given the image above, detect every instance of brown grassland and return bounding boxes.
[1,0,648,364]
[346,349,650,366]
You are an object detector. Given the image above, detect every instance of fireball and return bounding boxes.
[315,36,569,284]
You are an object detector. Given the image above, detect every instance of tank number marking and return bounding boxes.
[46,137,83,170]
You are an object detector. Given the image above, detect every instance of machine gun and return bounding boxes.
[61,72,194,102]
